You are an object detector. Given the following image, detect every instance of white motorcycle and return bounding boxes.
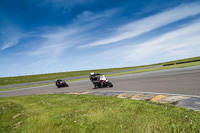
[89,73,113,88]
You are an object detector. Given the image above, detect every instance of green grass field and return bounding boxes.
[0,94,200,133]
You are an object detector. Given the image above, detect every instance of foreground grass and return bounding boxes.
[0,94,199,133]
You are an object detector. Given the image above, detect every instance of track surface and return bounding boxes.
[0,65,200,98]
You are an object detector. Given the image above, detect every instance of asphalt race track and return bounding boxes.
[0,65,200,98]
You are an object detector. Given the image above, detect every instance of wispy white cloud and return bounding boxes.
[121,20,200,63]
[78,2,200,48]
[94,20,200,66]
[74,9,118,23]
[0,24,24,50]
[25,9,119,66]
[26,28,74,66]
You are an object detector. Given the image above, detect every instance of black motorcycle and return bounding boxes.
[55,79,69,88]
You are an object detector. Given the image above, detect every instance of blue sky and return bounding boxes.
[0,0,200,77]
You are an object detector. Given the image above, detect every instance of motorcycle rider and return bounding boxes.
[56,79,61,84]
[89,72,101,88]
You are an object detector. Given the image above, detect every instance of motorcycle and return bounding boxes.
[55,79,69,88]
[89,73,113,88]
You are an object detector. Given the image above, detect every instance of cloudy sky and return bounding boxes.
[0,0,200,77]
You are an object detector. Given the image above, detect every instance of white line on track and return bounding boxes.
[0,84,54,93]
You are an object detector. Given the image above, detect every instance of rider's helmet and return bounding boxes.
[90,72,94,75]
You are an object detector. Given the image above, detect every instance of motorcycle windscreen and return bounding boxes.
[99,75,106,80]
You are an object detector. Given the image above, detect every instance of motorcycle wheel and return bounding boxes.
[93,83,98,89]
[57,85,61,88]
[107,81,113,87]
[66,84,69,87]
[98,84,102,88]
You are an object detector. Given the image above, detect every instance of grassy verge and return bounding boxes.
[163,56,200,66]
[1,61,200,92]
[107,61,200,77]
[0,83,53,92]
[0,94,199,132]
